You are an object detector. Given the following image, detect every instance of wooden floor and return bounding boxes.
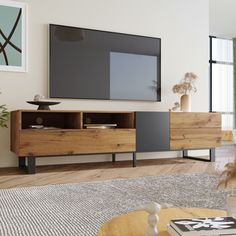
[0,143,235,189]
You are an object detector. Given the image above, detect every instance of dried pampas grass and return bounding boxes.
[172,72,198,95]
[218,159,236,189]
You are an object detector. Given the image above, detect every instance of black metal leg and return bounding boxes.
[210,148,215,162]
[132,152,136,167]
[19,157,26,169]
[183,150,188,157]
[27,157,36,174]
[112,153,116,163]
[183,149,215,162]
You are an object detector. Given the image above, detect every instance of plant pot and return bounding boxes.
[226,195,236,218]
[180,94,191,112]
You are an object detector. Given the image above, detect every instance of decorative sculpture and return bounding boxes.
[137,202,172,236]
[138,202,161,236]
[34,94,45,101]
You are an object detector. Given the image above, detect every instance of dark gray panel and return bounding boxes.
[136,112,169,152]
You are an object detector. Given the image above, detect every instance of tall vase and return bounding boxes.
[180,94,191,112]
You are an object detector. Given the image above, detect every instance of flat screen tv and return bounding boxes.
[49,24,161,101]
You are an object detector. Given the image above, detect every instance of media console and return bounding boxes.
[10,110,221,174]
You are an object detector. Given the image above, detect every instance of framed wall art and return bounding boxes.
[0,0,27,72]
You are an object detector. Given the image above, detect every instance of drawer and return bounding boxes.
[19,129,136,156]
[170,112,221,129]
[170,128,221,150]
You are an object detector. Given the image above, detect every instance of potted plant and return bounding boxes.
[172,72,198,112]
[0,92,9,128]
[218,161,236,218]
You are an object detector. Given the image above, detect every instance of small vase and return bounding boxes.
[180,94,191,112]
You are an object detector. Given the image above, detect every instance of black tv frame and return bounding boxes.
[49,24,161,102]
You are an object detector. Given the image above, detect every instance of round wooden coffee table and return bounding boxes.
[97,207,226,236]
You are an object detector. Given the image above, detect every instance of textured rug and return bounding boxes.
[0,173,229,236]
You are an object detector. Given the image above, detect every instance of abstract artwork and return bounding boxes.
[0,0,27,72]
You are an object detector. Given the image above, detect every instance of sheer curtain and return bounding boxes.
[234,38,236,128]
[211,38,234,130]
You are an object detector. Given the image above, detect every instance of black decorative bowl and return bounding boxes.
[27,101,61,110]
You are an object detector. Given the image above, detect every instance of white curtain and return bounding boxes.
[212,38,233,130]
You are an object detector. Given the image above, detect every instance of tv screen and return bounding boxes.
[49,24,161,101]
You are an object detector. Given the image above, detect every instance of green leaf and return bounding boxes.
[0,104,9,128]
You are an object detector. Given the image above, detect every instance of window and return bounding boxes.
[209,37,234,130]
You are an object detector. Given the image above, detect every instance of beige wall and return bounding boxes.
[0,0,209,167]
[210,0,236,38]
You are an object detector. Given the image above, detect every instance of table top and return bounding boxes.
[97,207,227,236]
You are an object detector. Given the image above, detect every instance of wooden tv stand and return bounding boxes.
[10,110,221,174]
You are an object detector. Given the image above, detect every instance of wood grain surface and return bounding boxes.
[97,208,226,236]
[19,129,135,156]
[10,110,21,154]
[170,128,221,149]
[170,112,221,150]
[170,112,221,128]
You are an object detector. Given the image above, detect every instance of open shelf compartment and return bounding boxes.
[21,111,83,129]
[82,112,135,129]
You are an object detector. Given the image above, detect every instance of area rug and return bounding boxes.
[0,173,229,236]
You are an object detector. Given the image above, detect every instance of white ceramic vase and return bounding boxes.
[180,94,191,112]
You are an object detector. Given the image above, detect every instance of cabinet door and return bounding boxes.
[136,112,169,152]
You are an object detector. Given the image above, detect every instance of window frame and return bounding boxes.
[209,36,233,114]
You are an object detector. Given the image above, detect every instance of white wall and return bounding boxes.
[0,0,209,167]
[210,0,236,38]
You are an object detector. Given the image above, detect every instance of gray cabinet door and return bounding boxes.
[136,112,170,152]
